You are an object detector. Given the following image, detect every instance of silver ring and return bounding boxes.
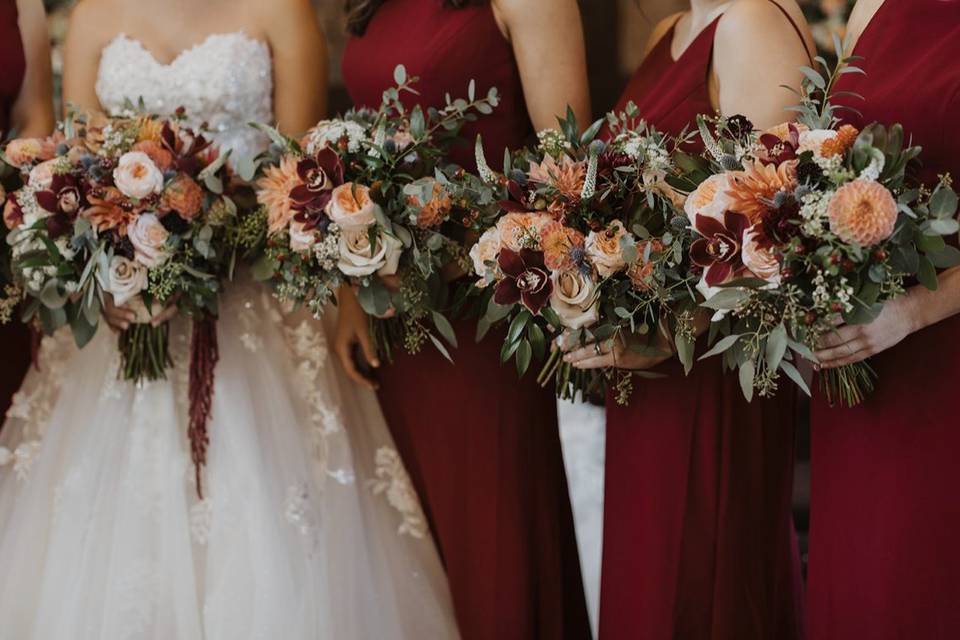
[595,343,603,355]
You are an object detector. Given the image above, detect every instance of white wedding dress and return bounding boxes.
[0,32,460,640]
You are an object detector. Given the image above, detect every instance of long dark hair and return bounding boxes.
[345,0,485,36]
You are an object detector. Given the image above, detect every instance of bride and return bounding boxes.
[0,0,460,637]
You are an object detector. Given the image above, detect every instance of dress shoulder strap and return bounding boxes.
[763,0,813,61]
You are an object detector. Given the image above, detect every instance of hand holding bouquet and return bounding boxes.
[682,46,960,406]
[466,108,698,403]
[251,65,500,360]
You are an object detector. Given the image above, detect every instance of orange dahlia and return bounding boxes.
[821,125,859,158]
[162,173,204,219]
[257,155,301,235]
[828,180,897,246]
[133,140,175,172]
[541,220,585,271]
[528,155,586,199]
[726,160,798,224]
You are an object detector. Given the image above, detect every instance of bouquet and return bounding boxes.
[682,45,960,406]
[251,65,500,360]
[0,141,32,324]
[465,108,698,403]
[3,108,240,493]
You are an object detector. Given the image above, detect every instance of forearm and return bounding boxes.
[904,266,960,332]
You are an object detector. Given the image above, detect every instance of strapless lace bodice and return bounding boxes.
[96,32,273,158]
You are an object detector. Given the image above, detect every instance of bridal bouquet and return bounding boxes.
[251,65,500,360]
[684,49,960,406]
[466,108,698,403]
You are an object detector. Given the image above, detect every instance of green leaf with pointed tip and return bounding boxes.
[738,360,756,403]
[432,311,458,348]
[516,339,532,377]
[780,360,811,396]
[699,334,741,360]
[765,323,788,374]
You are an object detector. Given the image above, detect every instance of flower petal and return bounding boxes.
[494,278,521,306]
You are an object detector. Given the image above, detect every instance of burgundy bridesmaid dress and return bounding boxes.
[0,0,30,419]
[342,2,590,638]
[808,2,960,638]
[599,6,806,639]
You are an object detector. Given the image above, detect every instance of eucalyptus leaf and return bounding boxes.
[699,333,741,360]
[738,360,756,403]
[431,311,458,348]
[780,360,811,396]
[765,323,788,374]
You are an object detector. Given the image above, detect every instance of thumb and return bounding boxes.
[356,323,380,369]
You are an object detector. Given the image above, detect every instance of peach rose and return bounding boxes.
[496,212,553,252]
[105,255,148,306]
[550,269,599,330]
[469,226,502,280]
[741,227,781,283]
[114,151,165,200]
[161,173,204,219]
[133,140,175,172]
[289,219,318,253]
[338,226,403,277]
[326,182,380,229]
[4,137,56,168]
[828,180,897,246]
[586,220,629,277]
[128,213,171,267]
[684,174,734,225]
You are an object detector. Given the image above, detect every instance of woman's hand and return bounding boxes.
[815,296,919,369]
[102,294,179,332]
[334,285,380,390]
[561,330,674,371]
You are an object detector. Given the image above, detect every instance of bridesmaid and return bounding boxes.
[0,0,53,417]
[809,1,960,637]
[335,1,592,638]
[564,1,813,638]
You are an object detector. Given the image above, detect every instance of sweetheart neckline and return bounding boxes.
[106,31,268,68]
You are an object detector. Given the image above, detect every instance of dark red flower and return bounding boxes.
[161,121,212,173]
[35,174,85,238]
[690,211,752,286]
[290,148,344,229]
[494,248,554,315]
[757,124,801,166]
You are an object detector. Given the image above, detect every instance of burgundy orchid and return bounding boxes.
[36,174,84,238]
[161,121,212,174]
[690,211,752,286]
[290,147,344,229]
[494,248,554,315]
[757,124,801,166]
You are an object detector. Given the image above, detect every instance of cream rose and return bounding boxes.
[550,269,599,330]
[113,151,165,200]
[128,213,171,268]
[106,255,148,306]
[325,182,381,229]
[289,220,318,253]
[586,220,629,278]
[798,129,838,159]
[469,227,502,282]
[741,227,781,284]
[338,227,403,277]
[684,174,733,225]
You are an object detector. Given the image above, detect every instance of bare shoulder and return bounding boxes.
[253,0,317,28]
[716,0,810,42]
[493,0,579,22]
[68,0,118,28]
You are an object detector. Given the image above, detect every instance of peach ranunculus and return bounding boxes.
[684,174,735,225]
[586,220,629,277]
[541,221,585,271]
[84,187,136,233]
[527,155,586,198]
[128,213,171,267]
[408,179,453,228]
[626,239,665,290]
[550,269,599,330]
[106,255,148,306]
[469,226,502,281]
[4,137,56,168]
[496,212,553,252]
[133,140,175,172]
[726,160,798,224]
[326,182,381,229]
[741,227,781,283]
[827,180,897,246]
[114,151,165,200]
[257,155,300,235]
[338,226,403,277]
[161,173,204,219]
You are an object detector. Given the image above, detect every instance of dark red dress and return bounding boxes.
[0,0,29,419]
[808,2,960,638]
[342,2,590,638]
[600,8,805,640]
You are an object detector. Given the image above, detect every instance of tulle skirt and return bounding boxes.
[0,278,459,639]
